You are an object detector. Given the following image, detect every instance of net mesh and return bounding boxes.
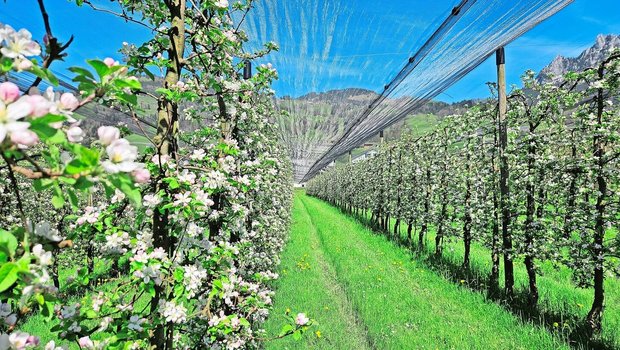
[242,0,574,182]
[3,1,574,183]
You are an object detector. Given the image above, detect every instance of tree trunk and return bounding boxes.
[587,70,607,334]
[463,151,472,268]
[563,143,578,239]
[489,120,501,297]
[151,1,186,348]
[407,221,412,243]
[524,124,539,306]
[393,218,400,238]
[435,201,446,256]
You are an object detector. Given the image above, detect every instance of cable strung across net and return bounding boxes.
[242,0,574,182]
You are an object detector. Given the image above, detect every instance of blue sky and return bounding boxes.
[1,0,619,102]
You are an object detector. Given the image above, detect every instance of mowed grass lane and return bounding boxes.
[263,195,371,350]
[265,192,568,349]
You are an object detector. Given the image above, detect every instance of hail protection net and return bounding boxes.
[241,0,573,182]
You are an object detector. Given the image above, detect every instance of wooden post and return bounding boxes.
[380,130,384,144]
[496,47,514,297]
[348,150,352,163]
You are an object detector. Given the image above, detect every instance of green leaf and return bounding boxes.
[117,92,138,105]
[0,262,19,292]
[67,189,79,209]
[33,178,54,191]
[42,301,54,319]
[52,194,65,209]
[29,122,58,139]
[30,65,59,86]
[65,159,87,175]
[278,324,294,337]
[88,59,109,79]
[145,283,156,298]
[166,178,180,190]
[69,66,95,80]
[114,78,142,90]
[174,267,185,282]
[30,114,66,125]
[47,129,67,144]
[1,57,13,72]
[0,230,18,262]
[173,283,184,298]
[74,176,95,191]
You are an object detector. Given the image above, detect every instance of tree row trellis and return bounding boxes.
[307,49,620,340]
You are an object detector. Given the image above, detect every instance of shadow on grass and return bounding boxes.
[346,209,614,350]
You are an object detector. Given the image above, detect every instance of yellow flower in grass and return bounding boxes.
[315,330,322,338]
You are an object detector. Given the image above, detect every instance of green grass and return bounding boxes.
[378,215,620,349]
[405,113,440,137]
[263,194,371,349]
[265,192,569,349]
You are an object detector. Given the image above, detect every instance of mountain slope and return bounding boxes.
[538,34,620,82]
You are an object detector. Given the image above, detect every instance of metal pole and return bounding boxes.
[380,130,384,144]
[348,150,352,163]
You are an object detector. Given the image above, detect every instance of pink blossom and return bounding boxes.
[133,168,151,184]
[295,313,309,326]
[25,94,52,117]
[0,27,41,58]
[102,139,139,173]
[8,331,30,349]
[0,97,33,144]
[103,57,118,67]
[151,154,171,165]
[97,126,120,146]
[66,125,84,143]
[14,58,33,71]
[10,129,38,147]
[77,336,94,349]
[59,93,79,111]
[26,335,39,347]
[214,0,229,8]
[0,82,20,103]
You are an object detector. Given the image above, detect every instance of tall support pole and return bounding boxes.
[380,130,384,144]
[348,150,352,163]
[243,60,252,80]
[497,47,514,297]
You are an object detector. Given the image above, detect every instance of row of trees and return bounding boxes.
[0,0,309,349]
[307,51,620,336]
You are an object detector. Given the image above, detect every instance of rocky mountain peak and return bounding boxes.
[538,34,620,82]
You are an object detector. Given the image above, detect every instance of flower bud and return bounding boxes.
[0,82,20,103]
[66,126,84,143]
[97,126,120,145]
[103,57,117,68]
[60,93,79,111]
[10,130,39,147]
[25,94,52,117]
[132,168,151,184]
[13,58,33,71]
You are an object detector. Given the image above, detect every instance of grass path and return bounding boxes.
[263,194,372,350]
[265,192,569,349]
